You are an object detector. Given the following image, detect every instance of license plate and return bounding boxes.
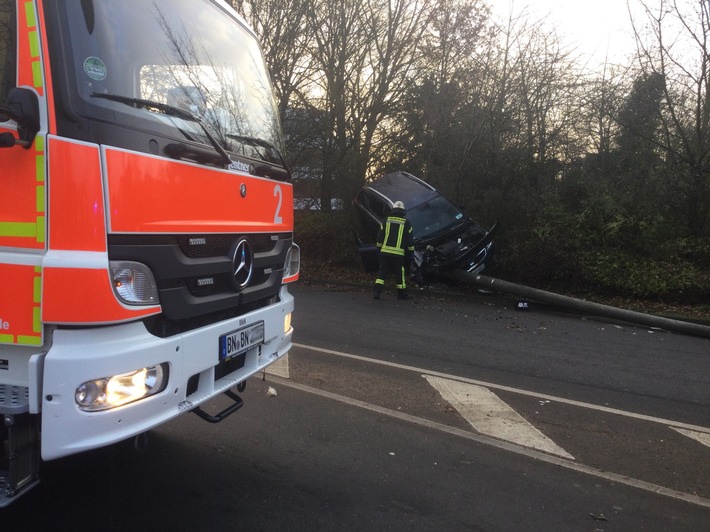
[219,322,264,360]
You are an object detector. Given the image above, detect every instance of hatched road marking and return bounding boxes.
[293,343,710,436]
[265,353,290,379]
[671,427,710,449]
[424,375,574,459]
[267,374,710,510]
[280,343,710,509]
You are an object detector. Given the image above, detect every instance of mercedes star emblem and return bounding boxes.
[231,238,253,289]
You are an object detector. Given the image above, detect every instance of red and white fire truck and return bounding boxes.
[0,0,299,506]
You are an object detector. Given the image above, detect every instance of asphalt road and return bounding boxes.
[3,281,710,531]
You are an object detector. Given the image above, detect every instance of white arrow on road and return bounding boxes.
[424,375,574,460]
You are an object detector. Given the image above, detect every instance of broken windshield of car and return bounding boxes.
[407,196,465,239]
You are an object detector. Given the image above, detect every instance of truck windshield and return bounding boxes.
[52,0,284,164]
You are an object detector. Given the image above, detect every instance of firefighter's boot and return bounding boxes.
[397,289,412,300]
[373,285,382,300]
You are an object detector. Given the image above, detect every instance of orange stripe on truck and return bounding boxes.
[47,137,107,252]
[42,267,159,324]
[42,138,161,324]
[104,148,294,234]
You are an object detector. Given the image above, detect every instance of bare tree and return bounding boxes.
[233,0,313,118]
[580,63,629,168]
[631,0,710,236]
[471,6,587,211]
[407,0,491,198]
[349,0,432,183]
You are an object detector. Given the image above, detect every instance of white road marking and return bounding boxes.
[265,353,290,378]
[671,427,710,449]
[266,375,710,510]
[286,342,710,508]
[294,342,710,435]
[424,375,574,459]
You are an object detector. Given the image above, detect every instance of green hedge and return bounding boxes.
[491,228,710,303]
[294,210,360,266]
[296,209,710,304]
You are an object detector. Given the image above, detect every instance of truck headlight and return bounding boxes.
[110,261,159,305]
[283,243,300,283]
[75,364,168,411]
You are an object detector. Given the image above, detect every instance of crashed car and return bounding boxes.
[354,171,497,283]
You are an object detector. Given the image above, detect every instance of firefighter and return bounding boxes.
[374,201,415,300]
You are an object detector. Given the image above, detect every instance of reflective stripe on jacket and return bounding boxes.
[377,210,414,256]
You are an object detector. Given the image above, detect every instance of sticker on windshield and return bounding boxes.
[456,213,463,219]
[84,57,107,81]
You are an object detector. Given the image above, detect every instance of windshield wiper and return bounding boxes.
[226,133,289,171]
[91,92,232,167]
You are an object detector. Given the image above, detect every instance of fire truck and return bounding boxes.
[0,0,299,506]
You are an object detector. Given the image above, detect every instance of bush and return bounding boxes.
[296,206,710,306]
[492,211,710,303]
[294,210,360,266]
[577,249,709,302]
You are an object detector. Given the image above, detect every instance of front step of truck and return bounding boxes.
[0,385,41,508]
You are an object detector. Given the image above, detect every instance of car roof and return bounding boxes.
[365,171,439,208]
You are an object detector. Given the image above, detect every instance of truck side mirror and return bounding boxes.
[0,88,40,148]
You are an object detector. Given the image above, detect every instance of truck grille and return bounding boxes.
[176,234,275,258]
[108,233,291,335]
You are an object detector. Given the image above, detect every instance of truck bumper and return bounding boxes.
[40,287,294,460]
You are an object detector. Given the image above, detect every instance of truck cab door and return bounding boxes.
[0,0,48,348]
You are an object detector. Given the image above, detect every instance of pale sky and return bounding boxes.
[488,0,640,69]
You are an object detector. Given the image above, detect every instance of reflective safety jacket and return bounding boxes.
[377,207,415,257]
